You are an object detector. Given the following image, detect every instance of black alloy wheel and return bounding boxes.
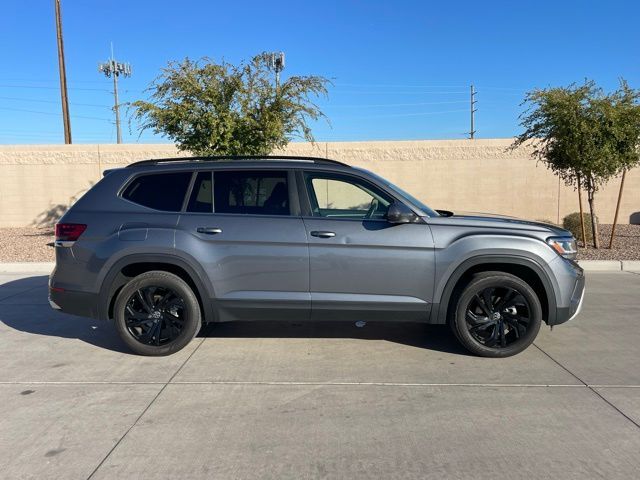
[114,271,202,356]
[465,286,530,348]
[451,272,542,357]
[124,286,186,346]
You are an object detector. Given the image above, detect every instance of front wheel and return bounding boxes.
[113,271,202,356]
[451,272,542,358]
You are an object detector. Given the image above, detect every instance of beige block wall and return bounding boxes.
[0,140,638,227]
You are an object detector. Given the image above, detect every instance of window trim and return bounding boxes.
[181,172,198,212]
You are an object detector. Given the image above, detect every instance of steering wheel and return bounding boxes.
[365,198,379,219]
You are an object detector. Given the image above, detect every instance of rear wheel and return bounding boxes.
[113,271,201,356]
[450,272,542,357]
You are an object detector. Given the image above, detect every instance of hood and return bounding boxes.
[432,210,572,236]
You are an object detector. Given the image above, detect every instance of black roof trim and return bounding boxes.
[127,155,350,168]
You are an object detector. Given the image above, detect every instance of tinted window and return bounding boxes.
[122,172,192,211]
[305,172,392,220]
[214,170,289,216]
[187,172,213,213]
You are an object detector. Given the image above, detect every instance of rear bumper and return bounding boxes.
[48,287,99,319]
[553,272,586,325]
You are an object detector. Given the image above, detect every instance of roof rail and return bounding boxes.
[126,155,350,168]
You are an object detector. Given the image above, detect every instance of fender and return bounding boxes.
[98,252,215,323]
[430,254,558,325]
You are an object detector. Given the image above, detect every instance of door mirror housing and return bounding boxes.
[435,209,454,217]
[386,202,418,224]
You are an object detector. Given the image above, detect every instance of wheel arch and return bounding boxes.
[98,253,215,324]
[432,255,557,326]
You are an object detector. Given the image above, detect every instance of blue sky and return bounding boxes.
[1,0,638,144]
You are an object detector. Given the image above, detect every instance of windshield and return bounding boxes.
[356,168,440,217]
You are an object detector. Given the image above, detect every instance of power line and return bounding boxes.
[345,109,468,119]
[0,106,112,121]
[476,86,528,91]
[334,83,468,89]
[0,84,110,92]
[325,100,468,108]
[0,96,111,108]
[334,90,468,95]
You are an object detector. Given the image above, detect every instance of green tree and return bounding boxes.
[512,80,640,248]
[131,53,330,156]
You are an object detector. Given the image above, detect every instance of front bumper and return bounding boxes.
[554,271,586,325]
[567,283,586,322]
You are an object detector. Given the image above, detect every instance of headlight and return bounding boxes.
[547,237,578,260]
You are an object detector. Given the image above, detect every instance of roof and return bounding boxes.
[126,155,350,169]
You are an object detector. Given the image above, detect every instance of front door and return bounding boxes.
[301,170,435,322]
[176,169,310,321]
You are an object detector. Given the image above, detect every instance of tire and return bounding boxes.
[450,271,542,358]
[113,271,202,356]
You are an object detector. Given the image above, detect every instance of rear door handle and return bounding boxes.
[310,230,336,238]
[196,227,223,235]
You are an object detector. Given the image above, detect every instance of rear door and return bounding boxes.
[175,168,310,321]
[300,170,435,322]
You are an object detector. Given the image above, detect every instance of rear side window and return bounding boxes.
[214,170,289,216]
[122,172,192,212]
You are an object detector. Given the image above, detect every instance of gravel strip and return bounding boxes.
[0,228,54,263]
[0,224,638,263]
[576,224,640,260]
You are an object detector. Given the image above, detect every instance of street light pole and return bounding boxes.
[54,0,72,144]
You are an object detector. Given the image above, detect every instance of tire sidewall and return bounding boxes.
[453,274,542,358]
[114,271,201,356]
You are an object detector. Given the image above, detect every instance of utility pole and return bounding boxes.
[469,84,477,139]
[267,52,285,92]
[98,44,131,144]
[54,0,72,143]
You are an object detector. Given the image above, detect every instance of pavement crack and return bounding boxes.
[85,335,207,480]
[533,343,640,430]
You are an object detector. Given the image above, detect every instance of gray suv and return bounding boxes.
[49,156,585,357]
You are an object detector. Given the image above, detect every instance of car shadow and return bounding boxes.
[207,321,469,355]
[0,275,133,354]
[0,275,469,356]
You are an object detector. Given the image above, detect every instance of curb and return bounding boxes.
[0,260,638,274]
[577,260,640,272]
[0,262,55,274]
[577,260,623,272]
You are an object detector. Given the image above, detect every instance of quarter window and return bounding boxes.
[121,172,192,212]
[305,172,392,220]
[213,170,290,216]
[187,172,213,213]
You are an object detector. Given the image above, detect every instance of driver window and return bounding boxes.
[305,173,392,219]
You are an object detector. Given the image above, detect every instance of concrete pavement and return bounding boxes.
[0,271,639,479]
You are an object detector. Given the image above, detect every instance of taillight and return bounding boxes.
[55,223,87,242]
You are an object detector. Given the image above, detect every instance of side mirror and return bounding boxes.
[435,209,454,217]
[386,202,418,224]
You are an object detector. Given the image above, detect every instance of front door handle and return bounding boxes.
[310,230,336,238]
[196,227,223,235]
